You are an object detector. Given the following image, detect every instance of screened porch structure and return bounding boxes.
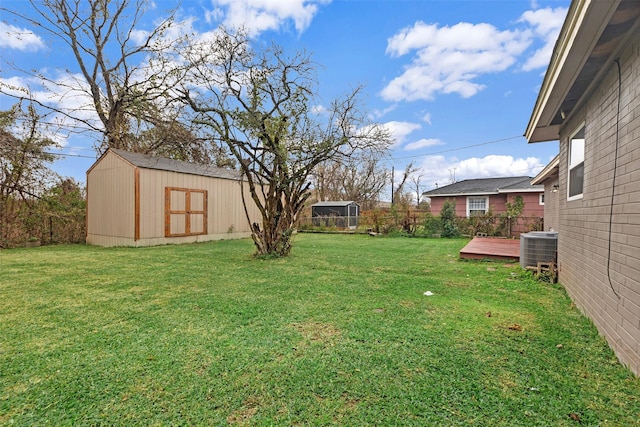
[310,201,359,229]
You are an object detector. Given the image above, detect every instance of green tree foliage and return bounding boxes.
[0,104,86,247]
[498,195,525,236]
[0,104,58,246]
[39,178,87,244]
[505,195,525,218]
[440,199,459,238]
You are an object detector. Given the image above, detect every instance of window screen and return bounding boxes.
[467,197,487,216]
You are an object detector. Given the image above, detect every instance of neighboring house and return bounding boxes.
[531,155,560,232]
[311,201,359,229]
[525,0,640,374]
[86,148,262,247]
[422,177,544,230]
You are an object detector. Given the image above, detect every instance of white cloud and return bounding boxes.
[205,8,225,25]
[1,72,102,146]
[455,155,543,178]
[414,155,449,189]
[0,76,32,97]
[421,112,432,125]
[416,154,544,190]
[311,104,327,114]
[382,21,531,102]
[130,28,150,46]
[519,7,568,71]
[206,0,331,35]
[0,22,45,51]
[381,7,567,103]
[383,120,421,147]
[404,138,443,151]
[371,104,397,119]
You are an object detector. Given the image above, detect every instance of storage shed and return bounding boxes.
[86,148,262,247]
[311,201,359,229]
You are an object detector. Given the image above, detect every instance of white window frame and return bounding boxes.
[466,196,488,217]
[539,193,545,205]
[568,124,585,201]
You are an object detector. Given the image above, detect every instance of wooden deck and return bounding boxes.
[460,237,520,261]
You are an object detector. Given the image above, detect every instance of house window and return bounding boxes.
[539,193,545,205]
[568,125,585,200]
[165,187,208,237]
[466,196,488,217]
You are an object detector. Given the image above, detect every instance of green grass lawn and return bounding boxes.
[1,234,639,426]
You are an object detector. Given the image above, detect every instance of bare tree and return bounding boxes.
[312,150,389,210]
[180,28,391,256]
[393,162,418,206]
[1,0,215,163]
[410,172,424,208]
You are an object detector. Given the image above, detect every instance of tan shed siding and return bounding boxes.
[86,152,135,242]
[137,169,262,244]
[137,168,162,239]
[210,179,263,234]
[87,149,264,247]
[86,235,136,246]
[558,37,640,374]
[211,176,241,233]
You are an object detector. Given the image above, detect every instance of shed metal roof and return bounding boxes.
[109,148,242,181]
[311,201,358,207]
[422,176,543,197]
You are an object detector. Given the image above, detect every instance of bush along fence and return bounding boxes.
[0,179,86,248]
[297,208,543,238]
[0,204,86,248]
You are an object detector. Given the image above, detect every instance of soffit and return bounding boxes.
[526,0,640,143]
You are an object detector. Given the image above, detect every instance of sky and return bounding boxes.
[0,0,569,197]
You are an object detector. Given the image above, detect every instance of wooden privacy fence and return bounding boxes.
[459,215,544,238]
[297,211,544,238]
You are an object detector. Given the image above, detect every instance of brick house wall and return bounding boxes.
[557,34,640,374]
[542,175,560,232]
[429,192,543,219]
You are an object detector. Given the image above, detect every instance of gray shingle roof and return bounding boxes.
[422,176,542,196]
[111,148,242,181]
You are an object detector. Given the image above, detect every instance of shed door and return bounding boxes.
[348,204,358,228]
[165,187,208,237]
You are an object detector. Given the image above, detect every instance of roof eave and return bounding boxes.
[497,188,544,194]
[85,149,109,176]
[531,154,560,185]
[526,125,563,144]
[525,0,622,143]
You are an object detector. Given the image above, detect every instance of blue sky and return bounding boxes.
[0,0,569,196]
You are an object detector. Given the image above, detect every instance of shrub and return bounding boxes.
[422,213,443,237]
[440,199,459,238]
